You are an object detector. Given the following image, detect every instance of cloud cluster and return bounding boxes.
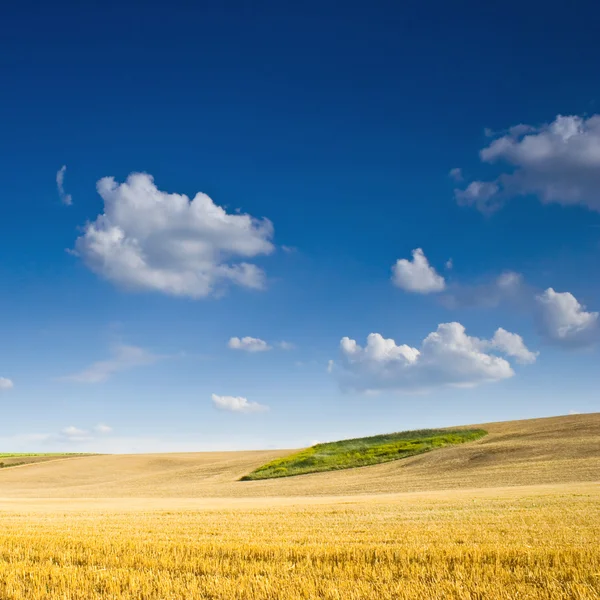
[56,165,73,206]
[391,248,446,293]
[74,173,275,298]
[455,114,600,213]
[334,322,536,393]
[60,344,160,383]
[0,377,14,390]
[392,250,599,349]
[211,394,268,413]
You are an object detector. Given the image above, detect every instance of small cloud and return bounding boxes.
[445,258,453,270]
[94,423,113,434]
[281,245,297,253]
[276,341,295,350]
[0,377,14,390]
[60,426,93,442]
[211,393,269,413]
[327,359,334,373]
[228,336,271,352]
[391,248,445,294]
[568,410,580,415]
[448,168,463,182]
[455,180,502,214]
[56,165,73,206]
[60,344,161,383]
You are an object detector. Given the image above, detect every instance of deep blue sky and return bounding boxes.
[1,0,599,452]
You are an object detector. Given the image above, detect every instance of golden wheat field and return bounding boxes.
[0,414,599,599]
[0,484,598,599]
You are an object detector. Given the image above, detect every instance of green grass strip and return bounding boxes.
[241,428,487,480]
[0,453,89,458]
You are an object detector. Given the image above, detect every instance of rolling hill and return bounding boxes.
[0,413,598,499]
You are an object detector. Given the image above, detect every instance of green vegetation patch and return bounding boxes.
[241,428,487,480]
[0,453,92,469]
[0,453,85,458]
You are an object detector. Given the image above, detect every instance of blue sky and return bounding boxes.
[1,1,599,452]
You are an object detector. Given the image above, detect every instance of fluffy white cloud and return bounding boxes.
[56,165,73,206]
[456,114,600,213]
[391,248,445,293]
[0,377,14,390]
[211,394,268,413]
[491,328,538,364]
[228,337,271,352]
[334,322,535,393]
[536,288,599,347]
[74,173,275,298]
[60,344,160,383]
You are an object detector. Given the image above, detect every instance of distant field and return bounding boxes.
[0,413,597,497]
[0,453,91,468]
[0,483,597,599]
[242,428,486,480]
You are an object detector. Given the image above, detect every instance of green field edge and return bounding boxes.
[0,453,96,469]
[240,428,488,481]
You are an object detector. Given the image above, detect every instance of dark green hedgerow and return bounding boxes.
[241,428,487,480]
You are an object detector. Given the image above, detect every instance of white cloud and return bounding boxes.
[445,258,453,270]
[536,288,599,347]
[335,322,535,393]
[56,165,73,206]
[391,248,446,293]
[94,423,113,434]
[211,393,268,413]
[60,344,160,383]
[491,328,539,364]
[456,114,600,213]
[60,426,93,442]
[455,180,501,214]
[0,377,14,390]
[74,173,274,298]
[228,336,271,352]
[227,337,294,352]
[449,168,463,182]
[276,341,295,350]
[327,359,334,373]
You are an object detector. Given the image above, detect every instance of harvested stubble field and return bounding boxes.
[0,413,598,599]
